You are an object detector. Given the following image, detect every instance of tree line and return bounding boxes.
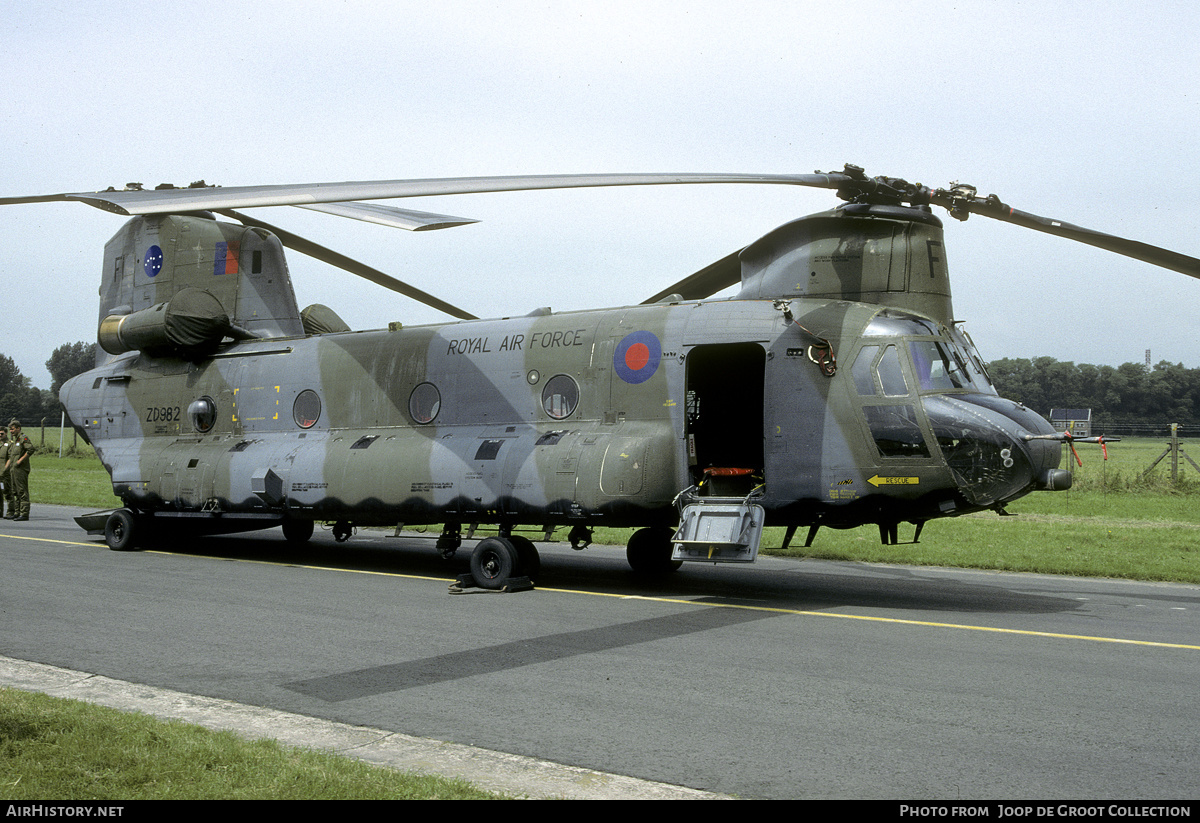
[0,342,95,426]
[987,357,1200,435]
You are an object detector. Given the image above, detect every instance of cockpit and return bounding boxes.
[851,310,1063,509]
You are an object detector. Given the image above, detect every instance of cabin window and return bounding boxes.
[188,397,217,433]
[293,389,322,429]
[409,382,441,424]
[542,374,579,420]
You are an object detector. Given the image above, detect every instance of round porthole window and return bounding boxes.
[293,389,322,429]
[409,382,441,424]
[541,374,579,420]
[188,396,217,433]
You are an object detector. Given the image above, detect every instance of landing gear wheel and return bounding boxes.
[626,527,682,575]
[507,535,541,581]
[332,521,353,542]
[282,518,314,544]
[105,509,143,552]
[470,537,519,590]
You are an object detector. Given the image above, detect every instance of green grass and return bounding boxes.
[26,430,1200,583]
[0,688,504,800]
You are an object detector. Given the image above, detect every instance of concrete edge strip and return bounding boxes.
[0,655,726,800]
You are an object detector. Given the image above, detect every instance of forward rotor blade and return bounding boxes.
[642,250,744,304]
[988,206,1200,279]
[218,210,477,320]
[929,190,1200,279]
[4,173,845,216]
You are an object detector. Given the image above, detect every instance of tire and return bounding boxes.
[281,518,315,544]
[470,537,519,590]
[104,509,142,552]
[507,535,541,580]
[626,527,682,575]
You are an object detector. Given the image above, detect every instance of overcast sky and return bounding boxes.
[3,1,1198,388]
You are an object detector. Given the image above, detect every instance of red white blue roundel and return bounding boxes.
[614,331,661,384]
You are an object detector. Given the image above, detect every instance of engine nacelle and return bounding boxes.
[99,287,241,358]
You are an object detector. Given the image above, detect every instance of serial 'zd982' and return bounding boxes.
[4,167,1192,588]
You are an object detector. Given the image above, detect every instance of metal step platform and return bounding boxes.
[670,473,765,563]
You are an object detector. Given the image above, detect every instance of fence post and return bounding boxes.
[1171,423,1179,482]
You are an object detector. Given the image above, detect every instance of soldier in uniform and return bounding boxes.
[6,420,34,521]
[0,429,10,519]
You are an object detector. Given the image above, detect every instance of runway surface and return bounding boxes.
[2,504,1197,799]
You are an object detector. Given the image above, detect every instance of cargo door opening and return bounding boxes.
[684,343,765,492]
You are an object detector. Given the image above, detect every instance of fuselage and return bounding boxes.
[61,295,1062,535]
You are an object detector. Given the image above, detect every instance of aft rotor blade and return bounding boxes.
[5,173,846,216]
[642,249,743,303]
[295,202,479,231]
[218,210,478,320]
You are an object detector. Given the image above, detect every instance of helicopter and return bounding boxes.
[3,165,1195,589]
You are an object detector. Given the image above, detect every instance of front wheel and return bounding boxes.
[282,518,315,544]
[626,527,682,575]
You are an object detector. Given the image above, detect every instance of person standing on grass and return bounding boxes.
[6,420,34,521]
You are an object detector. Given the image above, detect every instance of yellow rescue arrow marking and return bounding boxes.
[868,475,919,487]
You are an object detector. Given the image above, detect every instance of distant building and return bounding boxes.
[1050,408,1092,437]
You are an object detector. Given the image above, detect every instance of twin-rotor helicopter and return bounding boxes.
[3,165,1195,589]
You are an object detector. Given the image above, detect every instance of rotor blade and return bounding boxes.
[642,249,744,304]
[218,210,478,320]
[294,202,479,231]
[931,191,1200,279]
[3,173,846,216]
[0,192,84,206]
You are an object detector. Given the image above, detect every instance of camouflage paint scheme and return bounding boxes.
[60,206,1064,544]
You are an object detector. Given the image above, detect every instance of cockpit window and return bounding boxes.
[852,346,879,395]
[951,326,995,390]
[863,314,940,337]
[878,346,908,396]
[862,405,931,458]
[851,344,909,397]
[909,340,970,391]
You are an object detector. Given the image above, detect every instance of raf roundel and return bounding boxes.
[614,330,662,384]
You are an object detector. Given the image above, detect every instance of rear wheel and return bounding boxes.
[507,535,541,581]
[105,509,142,552]
[470,537,519,590]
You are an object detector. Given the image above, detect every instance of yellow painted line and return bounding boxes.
[536,589,1200,651]
[2,533,97,548]
[9,531,1198,651]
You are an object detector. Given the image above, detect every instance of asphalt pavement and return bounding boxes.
[2,504,1197,799]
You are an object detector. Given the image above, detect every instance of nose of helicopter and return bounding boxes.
[921,393,1067,508]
